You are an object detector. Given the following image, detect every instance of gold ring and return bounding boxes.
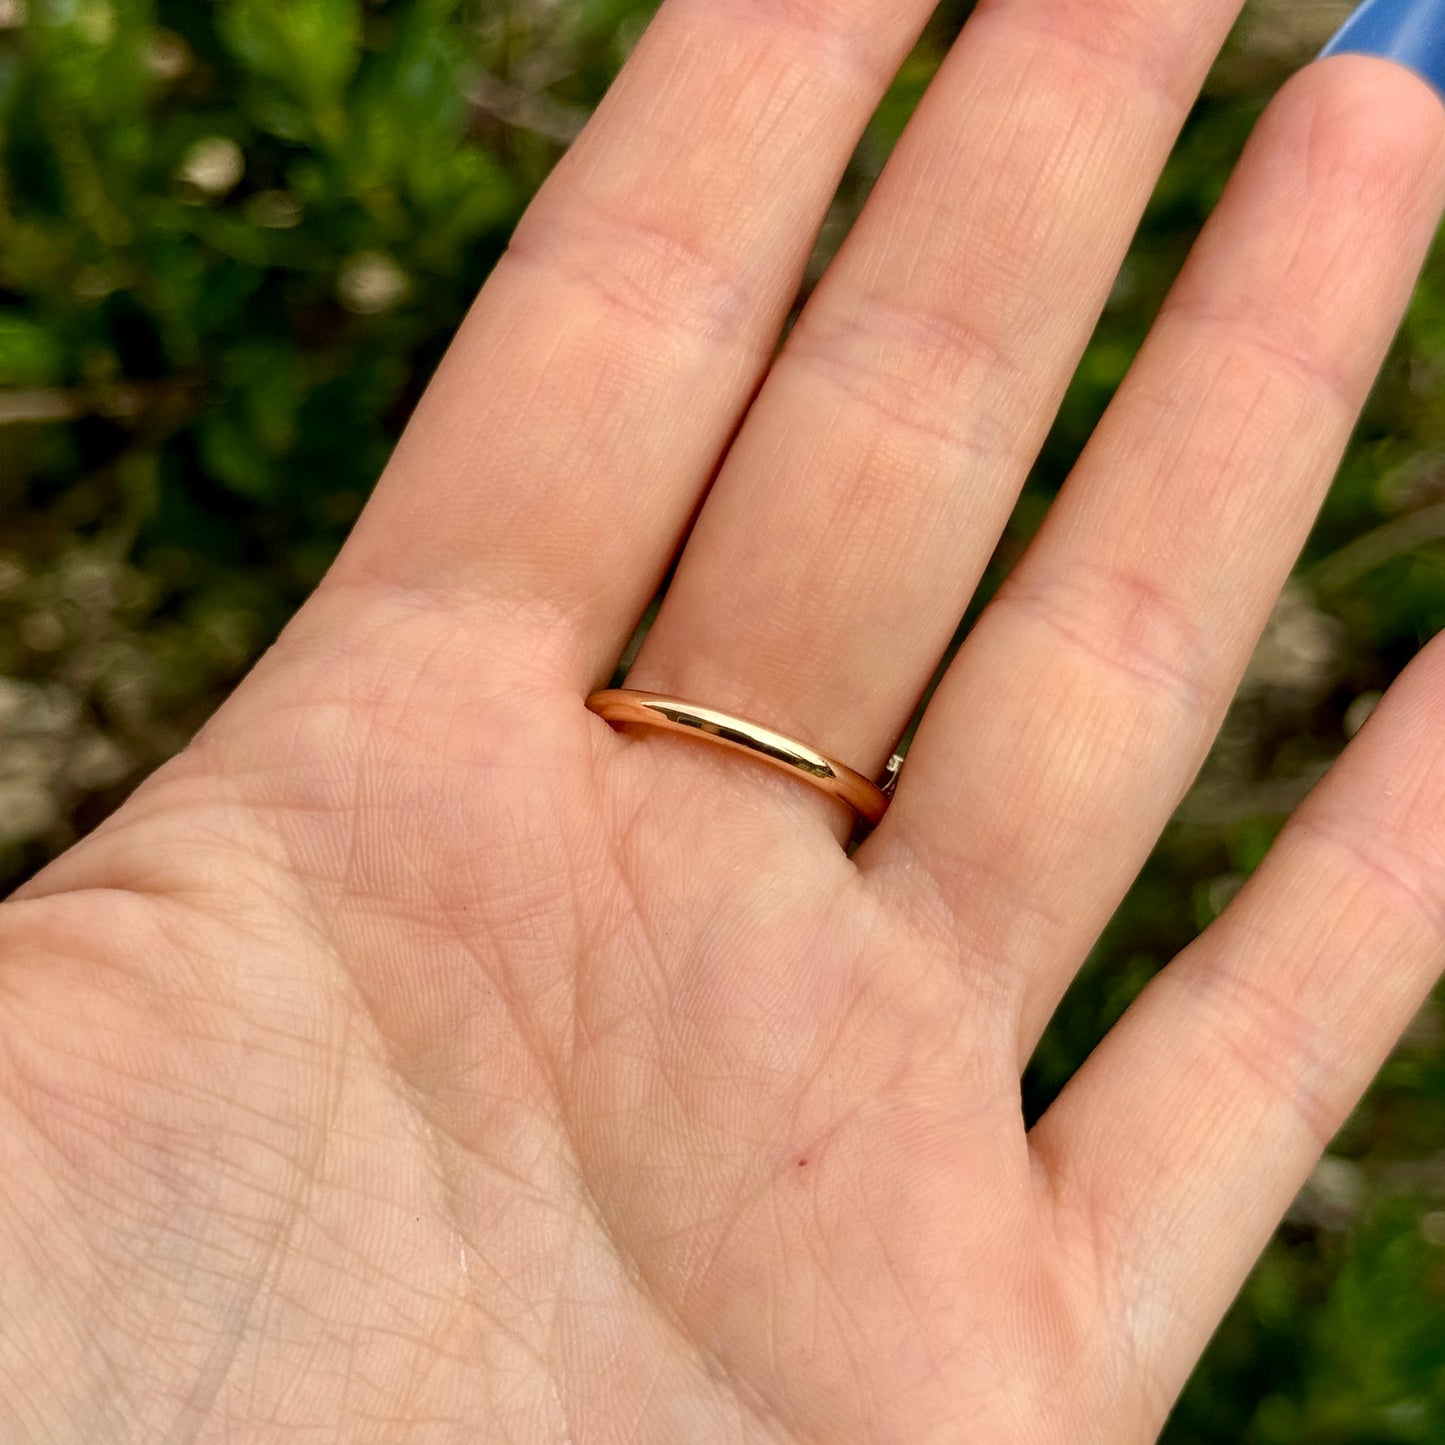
[585,689,901,827]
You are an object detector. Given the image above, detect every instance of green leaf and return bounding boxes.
[196,408,279,501]
[218,0,362,135]
[0,312,66,385]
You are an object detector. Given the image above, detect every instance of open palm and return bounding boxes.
[5,2,1445,1441]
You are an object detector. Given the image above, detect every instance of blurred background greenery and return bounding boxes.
[2,0,1443,1436]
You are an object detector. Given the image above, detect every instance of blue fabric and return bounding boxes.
[1321,0,1445,99]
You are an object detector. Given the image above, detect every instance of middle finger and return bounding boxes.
[626,0,1246,785]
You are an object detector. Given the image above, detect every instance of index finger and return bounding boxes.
[1032,598,1445,1435]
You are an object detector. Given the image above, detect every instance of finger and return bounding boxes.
[1028,634,1445,1435]
[625,0,1244,779]
[866,56,1445,1046]
[333,0,937,678]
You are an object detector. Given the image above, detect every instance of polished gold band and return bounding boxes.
[585,689,900,827]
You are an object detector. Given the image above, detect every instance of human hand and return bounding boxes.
[5,1,1445,1440]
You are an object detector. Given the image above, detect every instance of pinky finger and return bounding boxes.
[1030,634,1445,1429]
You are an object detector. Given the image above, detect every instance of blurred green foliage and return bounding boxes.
[2,0,1444,1437]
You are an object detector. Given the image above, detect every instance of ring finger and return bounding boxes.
[625,0,1247,790]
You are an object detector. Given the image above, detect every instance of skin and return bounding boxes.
[3,1,1445,1440]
